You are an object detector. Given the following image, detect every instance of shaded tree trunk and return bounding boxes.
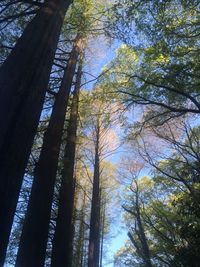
[15,36,81,267]
[88,121,101,267]
[0,1,72,265]
[100,202,106,267]
[51,58,83,267]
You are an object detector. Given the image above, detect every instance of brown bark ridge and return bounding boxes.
[88,120,101,267]
[15,35,81,267]
[51,56,83,267]
[0,1,72,265]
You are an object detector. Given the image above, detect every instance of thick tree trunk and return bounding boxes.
[88,122,101,267]
[0,1,72,265]
[15,37,80,267]
[51,59,82,267]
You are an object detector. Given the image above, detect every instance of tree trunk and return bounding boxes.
[0,1,72,264]
[15,36,81,267]
[88,122,101,267]
[136,212,153,267]
[51,59,82,267]
[100,202,106,267]
[135,190,152,267]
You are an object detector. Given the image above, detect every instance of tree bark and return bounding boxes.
[88,121,101,267]
[51,59,82,267]
[135,196,152,267]
[15,36,81,267]
[0,1,72,265]
[100,202,106,267]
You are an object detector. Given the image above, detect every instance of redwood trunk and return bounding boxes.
[88,123,101,267]
[15,38,80,267]
[51,60,82,267]
[0,1,72,264]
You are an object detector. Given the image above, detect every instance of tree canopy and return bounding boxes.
[0,0,200,266]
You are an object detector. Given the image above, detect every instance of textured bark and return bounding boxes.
[88,122,101,267]
[51,60,82,267]
[15,37,80,267]
[0,1,72,265]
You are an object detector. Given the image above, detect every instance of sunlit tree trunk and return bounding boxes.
[0,1,72,264]
[88,120,101,267]
[15,36,81,267]
[51,58,83,267]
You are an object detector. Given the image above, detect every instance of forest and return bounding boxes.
[0,0,200,266]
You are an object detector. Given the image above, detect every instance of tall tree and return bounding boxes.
[99,201,106,267]
[15,35,82,267]
[51,56,83,267]
[86,90,119,267]
[88,117,101,267]
[0,1,73,264]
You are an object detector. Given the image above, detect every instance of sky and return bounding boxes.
[83,37,120,90]
[83,36,130,266]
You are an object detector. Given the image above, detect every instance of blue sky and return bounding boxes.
[83,37,120,90]
[83,36,130,266]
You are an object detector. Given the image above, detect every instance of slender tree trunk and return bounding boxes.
[75,191,86,267]
[88,122,101,267]
[51,59,83,267]
[0,1,72,264]
[100,202,106,267]
[15,36,81,267]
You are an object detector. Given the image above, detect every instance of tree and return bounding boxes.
[16,33,81,267]
[0,1,73,264]
[101,0,200,127]
[116,122,200,266]
[51,57,83,267]
[88,116,101,267]
[80,88,119,267]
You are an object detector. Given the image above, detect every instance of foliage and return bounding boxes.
[101,0,200,128]
[115,125,200,266]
